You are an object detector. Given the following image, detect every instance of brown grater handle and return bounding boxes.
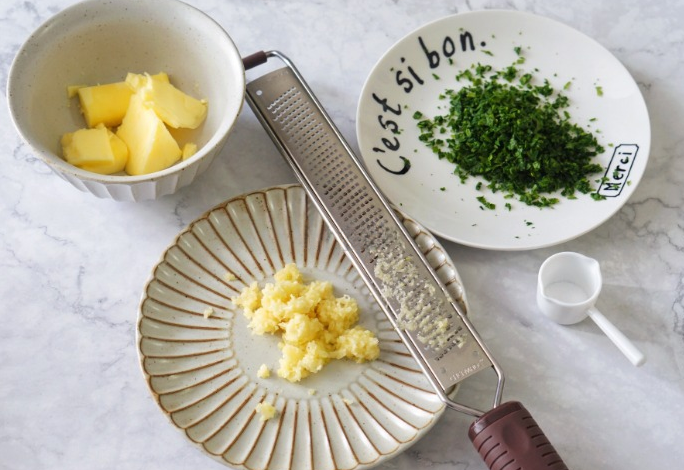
[469,401,569,470]
[242,51,268,70]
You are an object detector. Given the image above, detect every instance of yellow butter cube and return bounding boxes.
[67,85,85,98]
[124,72,170,92]
[139,74,207,129]
[77,81,133,128]
[181,142,198,160]
[117,93,181,175]
[61,123,128,174]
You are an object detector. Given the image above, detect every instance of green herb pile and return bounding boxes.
[413,55,605,208]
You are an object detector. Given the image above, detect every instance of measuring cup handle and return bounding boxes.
[469,401,568,470]
[587,307,646,367]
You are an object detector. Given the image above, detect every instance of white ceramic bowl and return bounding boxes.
[7,0,245,201]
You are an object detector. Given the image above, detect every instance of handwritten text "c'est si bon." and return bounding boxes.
[370,31,485,175]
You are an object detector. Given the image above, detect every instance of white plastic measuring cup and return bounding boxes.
[537,252,646,367]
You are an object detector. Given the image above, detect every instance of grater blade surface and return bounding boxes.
[245,62,492,399]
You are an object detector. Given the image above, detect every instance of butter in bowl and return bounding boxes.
[7,0,245,201]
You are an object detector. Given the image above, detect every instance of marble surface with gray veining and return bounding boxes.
[1,0,683,469]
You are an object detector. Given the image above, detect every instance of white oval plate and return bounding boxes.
[357,11,650,250]
[137,184,468,470]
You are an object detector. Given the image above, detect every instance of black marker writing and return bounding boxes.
[371,93,402,115]
[597,144,639,197]
[395,57,425,93]
[377,156,411,175]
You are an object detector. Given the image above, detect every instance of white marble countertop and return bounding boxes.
[1,0,683,469]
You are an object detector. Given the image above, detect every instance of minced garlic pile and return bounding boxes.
[232,264,379,382]
[255,401,276,421]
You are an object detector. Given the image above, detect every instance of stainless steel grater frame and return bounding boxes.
[242,51,568,470]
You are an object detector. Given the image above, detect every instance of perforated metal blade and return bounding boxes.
[244,51,502,416]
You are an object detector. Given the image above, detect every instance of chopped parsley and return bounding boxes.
[414,50,605,208]
[477,195,496,210]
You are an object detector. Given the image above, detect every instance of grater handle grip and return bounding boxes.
[242,51,268,70]
[468,401,568,470]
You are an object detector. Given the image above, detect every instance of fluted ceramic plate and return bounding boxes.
[137,184,468,470]
[357,10,650,250]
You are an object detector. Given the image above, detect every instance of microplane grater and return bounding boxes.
[242,51,568,469]
[244,51,496,415]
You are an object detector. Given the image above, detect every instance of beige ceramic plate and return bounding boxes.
[137,184,468,470]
